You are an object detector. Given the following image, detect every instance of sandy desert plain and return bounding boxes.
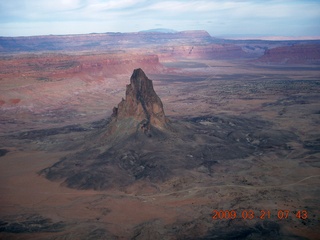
[0,32,320,239]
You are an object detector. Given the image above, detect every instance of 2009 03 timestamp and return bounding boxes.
[212,209,308,220]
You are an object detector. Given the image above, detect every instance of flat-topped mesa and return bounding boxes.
[112,68,169,132]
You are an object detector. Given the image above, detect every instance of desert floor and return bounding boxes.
[0,59,319,239]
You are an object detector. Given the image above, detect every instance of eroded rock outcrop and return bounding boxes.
[111,68,169,133]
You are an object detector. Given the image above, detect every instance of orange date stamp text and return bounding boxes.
[212,209,308,220]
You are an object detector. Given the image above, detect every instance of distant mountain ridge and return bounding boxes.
[1,30,319,64]
[0,30,214,53]
[139,28,178,33]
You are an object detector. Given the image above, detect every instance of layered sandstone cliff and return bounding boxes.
[0,53,164,80]
[257,44,320,64]
[158,44,247,60]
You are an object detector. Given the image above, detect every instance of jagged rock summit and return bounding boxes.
[111,68,169,133]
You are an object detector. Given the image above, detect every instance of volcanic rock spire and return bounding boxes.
[112,68,169,133]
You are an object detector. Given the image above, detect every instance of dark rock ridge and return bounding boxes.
[111,68,169,133]
[0,149,8,157]
[0,214,65,233]
[39,113,298,191]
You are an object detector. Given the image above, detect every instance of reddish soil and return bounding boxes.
[0,34,319,238]
[9,99,21,104]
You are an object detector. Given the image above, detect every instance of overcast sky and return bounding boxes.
[0,0,319,38]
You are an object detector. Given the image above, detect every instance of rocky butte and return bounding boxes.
[108,68,169,136]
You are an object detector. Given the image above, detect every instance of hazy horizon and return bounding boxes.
[1,29,320,41]
[1,0,320,38]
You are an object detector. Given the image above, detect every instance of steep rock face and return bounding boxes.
[157,44,248,60]
[112,68,168,132]
[256,44,320,64]
[0,53,163,80]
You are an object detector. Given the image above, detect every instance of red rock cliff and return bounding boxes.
[257,44,320,64]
